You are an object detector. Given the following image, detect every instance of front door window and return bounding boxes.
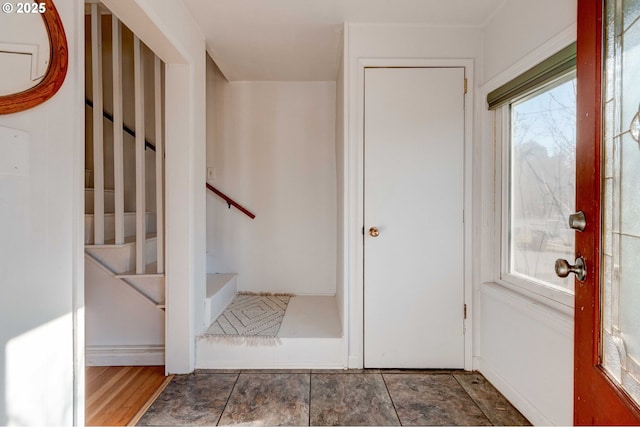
[601,0,640,406]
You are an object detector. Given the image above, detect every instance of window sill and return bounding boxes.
[494,275,575,316]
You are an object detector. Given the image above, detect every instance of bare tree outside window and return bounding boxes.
[509,75,576,292]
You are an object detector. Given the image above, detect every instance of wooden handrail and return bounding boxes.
[206,183,256,219]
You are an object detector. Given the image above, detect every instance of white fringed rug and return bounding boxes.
[202,293,291,344]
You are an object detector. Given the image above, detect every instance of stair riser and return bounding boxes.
[85,189,115,214]
[204,274,238,329]
[85,238,158,274]
[84,212,155,245]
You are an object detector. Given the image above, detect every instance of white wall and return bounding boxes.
[0,0,84,424]
[102,0,207,374]
[475,1,576,425]
[207,81,337,296]
[344,23,482,368]
[482,0,577,85]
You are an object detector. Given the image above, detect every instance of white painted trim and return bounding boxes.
[91,4,105,245]
[496,99,575,309]
[86,345,165,366]
[495,98,574,310]
[473,25,579,318]
[112,17,125,246]
[488,42,577,310]
[164,63,197,374]
[72,1,86,424]
[154,56,164,274]
[347,57,475,370]
[463,63,475,370]
[134,36,146,275]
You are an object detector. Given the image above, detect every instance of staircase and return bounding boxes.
[84,166,165,366]
[84,5,166,366]
[84,170,163,309]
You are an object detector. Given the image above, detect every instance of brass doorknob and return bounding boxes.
[369,227,380,237]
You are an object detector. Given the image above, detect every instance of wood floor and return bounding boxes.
[86,366,172,426]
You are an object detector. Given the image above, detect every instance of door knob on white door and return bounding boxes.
[369,227,380,237]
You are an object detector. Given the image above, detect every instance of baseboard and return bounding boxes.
[476,356,552,426]
[86,345,165,366]
[348,355,362,369]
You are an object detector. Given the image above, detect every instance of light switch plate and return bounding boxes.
[0,125,29,176]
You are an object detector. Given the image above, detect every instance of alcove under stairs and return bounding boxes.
[196,273,344,369]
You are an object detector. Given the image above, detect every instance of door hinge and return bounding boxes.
[464,78,468,94]
[464,304,467,319]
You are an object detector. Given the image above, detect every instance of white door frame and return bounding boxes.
[346,58,474,370]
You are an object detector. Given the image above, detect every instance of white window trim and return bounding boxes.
[494,105,575,310]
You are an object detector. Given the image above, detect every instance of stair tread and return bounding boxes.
[115,262,164,278]
[84,232,157,248]
[84,211,151,217]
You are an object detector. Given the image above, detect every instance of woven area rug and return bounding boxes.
[202,293,291,344]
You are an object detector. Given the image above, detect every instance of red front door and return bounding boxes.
[575,0,640,424]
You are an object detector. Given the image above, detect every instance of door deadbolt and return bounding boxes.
[555,257,587,282]
[568,211,587,232]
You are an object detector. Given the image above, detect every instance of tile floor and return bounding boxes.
[138,369,530,426]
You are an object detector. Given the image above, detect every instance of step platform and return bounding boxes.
[196,295,344,369]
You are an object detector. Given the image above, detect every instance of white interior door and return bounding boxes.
[364,67,465,368]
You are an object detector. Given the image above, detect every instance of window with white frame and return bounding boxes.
[489,43,576,303]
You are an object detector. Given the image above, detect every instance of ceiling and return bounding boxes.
[183,0,506,81]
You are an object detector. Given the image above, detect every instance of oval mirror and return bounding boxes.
[0,0,68,114]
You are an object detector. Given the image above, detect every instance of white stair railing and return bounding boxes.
[133,35,146,274]
[91,3,105,245]
[154,55,165,273]
[87,6,165,276]
[112,16,125,246]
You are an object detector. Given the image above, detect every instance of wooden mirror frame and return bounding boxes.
[0,0,68,114]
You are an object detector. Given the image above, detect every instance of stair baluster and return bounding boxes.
[91,3,105,245]
[112,17,125,245]
[133,35,146,274]
[154,56,164,273]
